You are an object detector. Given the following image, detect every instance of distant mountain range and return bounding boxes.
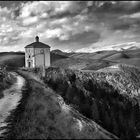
[51,49,75,57]
[76,42,140,53]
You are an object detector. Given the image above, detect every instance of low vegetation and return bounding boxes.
[4,71,117,139]
[0,48,140,71]
[28,64,140,139]
[0,52,25,70]
[51,48,140,70]
[0,67,16,98]
[0,49,140,138]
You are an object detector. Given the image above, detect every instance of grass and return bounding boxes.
[0,47,140,71]
[3,70,117,139]
[0,49,140,138]
[28,65,140,139]
[0,52,25,70]
[0,68,16,98]
[51,48,140,70]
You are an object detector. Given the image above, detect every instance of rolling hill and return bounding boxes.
[0,47,140,71]
[0,51,68,70]
[0,52,25,70]
[0,48,140,139]
[51,48,140,70]
[27,64,140,139]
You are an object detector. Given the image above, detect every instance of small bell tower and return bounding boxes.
[35,36,39,42]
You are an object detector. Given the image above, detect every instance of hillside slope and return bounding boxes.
[0,52,25,70]
[51,48,140,70]
[0,47,140,71]
[4,70,117,139]
[0,51,68,70]
[41,64,140,138]
[0,69,16,98]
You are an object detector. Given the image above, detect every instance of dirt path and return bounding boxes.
[0,72,25,136]
[11,70,118,139]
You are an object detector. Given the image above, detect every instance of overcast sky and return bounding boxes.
[1,1,140,52]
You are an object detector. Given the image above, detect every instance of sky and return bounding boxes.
[1,1,140,52]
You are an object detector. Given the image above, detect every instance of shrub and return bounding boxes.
[0,67,16,98]
[41,66,140,139]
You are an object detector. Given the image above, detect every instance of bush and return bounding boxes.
[0,67,16,98]
[41,66,140,139]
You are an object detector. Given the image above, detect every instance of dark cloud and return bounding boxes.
[0,1,21,8]
[47,30,100,51]
[112,23,131,30]
[65,31,100,45]
[1,1,140,52]
[12,7,21,19]
[91,1,140,15]
[110,17,140,32]
[49,11,77,20]
[110,18,133,31]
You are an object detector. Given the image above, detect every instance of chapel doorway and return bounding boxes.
[28,61,31,68]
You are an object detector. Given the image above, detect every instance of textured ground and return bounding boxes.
[4,70,117,139]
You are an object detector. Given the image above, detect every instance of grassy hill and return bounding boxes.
[51,48,140,70]
[0,51,68,70]
[22,64,140,138]
[1,48,140,138]
[4,70,117,139]
[0,47,140,71]
[50,52,68,63]
[0,52,25,70]
[37,64,140,138]
[0,68,16,98]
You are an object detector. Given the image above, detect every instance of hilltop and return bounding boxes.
[51,48,140,70]
[0,52,25,70]
[0,47,140,71]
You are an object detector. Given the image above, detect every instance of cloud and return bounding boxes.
[1,1,140,52]
[120,12,140,19]
[76,41,140,53]
[15,1,100,43]
[22,16,38,26]
[92,1,140,14]
[19,28,35,38]
[16,1,95,40]
[0,6,13,21]
[111,22,131,31]
[19,1,86,20]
